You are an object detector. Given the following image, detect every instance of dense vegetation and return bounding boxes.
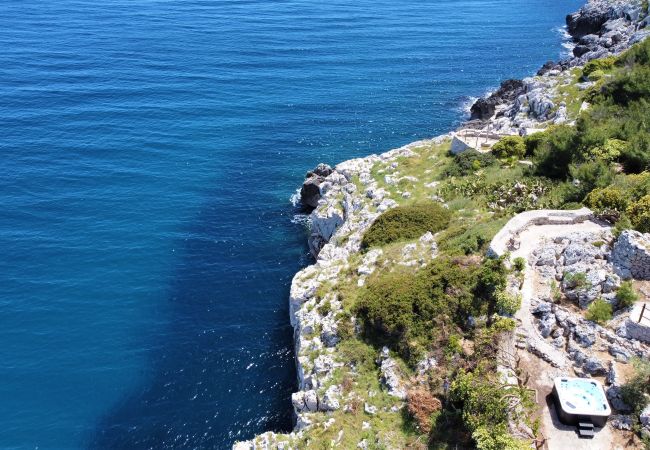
[355,257,507,364]
[524,39,650,232]
[361,202,451,249]
[303,39,650,450]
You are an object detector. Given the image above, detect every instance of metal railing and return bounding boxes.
[639,302,648,324]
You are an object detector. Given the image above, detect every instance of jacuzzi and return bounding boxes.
[552,377,611,426]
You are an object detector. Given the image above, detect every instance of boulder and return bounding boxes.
[566,7,609,39]
[607,385,633,412]
[470,79,525,120]
[300,164,333,210]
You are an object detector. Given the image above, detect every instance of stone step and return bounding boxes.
[578,427,595,439]
[578,422,594,430]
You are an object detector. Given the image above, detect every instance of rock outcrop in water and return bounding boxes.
[300,163,333,210]
[468,0,649,135]
[469,79,526,121]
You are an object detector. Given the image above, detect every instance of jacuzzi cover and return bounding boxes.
[554,377,611,417]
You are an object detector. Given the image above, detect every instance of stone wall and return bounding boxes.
[487,208,594,258]
[625,302,650,343]
[611,230,650,280]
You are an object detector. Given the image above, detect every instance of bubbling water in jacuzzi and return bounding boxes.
[559,378,608,412]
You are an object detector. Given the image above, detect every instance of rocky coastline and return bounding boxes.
[234,1,650,448]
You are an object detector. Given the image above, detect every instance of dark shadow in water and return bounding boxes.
[87,191,307,449]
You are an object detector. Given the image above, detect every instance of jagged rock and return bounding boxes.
[567,10,608,39]
[538,313,556,338]
[379,347,408,399]
[470,79,525,120]
[574,324,597,347]
[292,390,319,413]
[584,356,607,375]
[640,404,650,430]
[537,60,561,76]
[536,247,557,266]
[364,403,378,415]
[321,318,339,348]
[606,361,618,385]
[573,44,592,57]
[552,335,566,348]
[300,164,334,209]
[609,343,631,362]
[321,385,341,411]
[610,414,634,430]
[607,385,633,412]
[533,302,553,315]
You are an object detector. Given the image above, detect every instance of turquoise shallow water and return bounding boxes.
[0,0,581,448]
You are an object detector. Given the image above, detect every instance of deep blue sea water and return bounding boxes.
[0,1,582,448]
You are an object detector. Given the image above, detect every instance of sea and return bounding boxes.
[0,0,582,448]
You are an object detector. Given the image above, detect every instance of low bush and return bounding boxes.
[361,202,451,249]
[407,389,441,433]
[585,185,629,221]
[587,69,605,82]
[450,367,532,450]
[620,358,650,415]
[568,161,615,200]
[586,299,613,324]
[586,138,627,163]
[512,257,526,272]
[492,135,526,159]
[627,194,650,232]
[446,149,498,176]
[616,281,639,309]
[533,125,579,179]
[564,271,590,289]
[523,131,548,157]
[355,258,507,363]
[583,56,616,78]
[495,290,521,316]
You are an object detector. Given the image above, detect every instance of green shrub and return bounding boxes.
[627,194,650,232]
[564,271,590,289]
[585,185,629,220]
[583,56,616,77]
[450,368,533,450]
[560,202,584,210]
[446,149,498,176]
[568,161,615,200]
[586,299,613,324]
[621,134,650,173]
[587,69,605,82]
[361,202,451,249]
[355,258,507,364]
[534,125,579,179]
[512,257,526,272]
[523,131,548,157]
[495,290,521,316]
[616,281,639,309]
[492,135,526,159]
[613,213,633,237]
[586,138,627,163]
[620,358,650,415]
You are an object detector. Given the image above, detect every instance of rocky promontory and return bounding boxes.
[235,0,650,448]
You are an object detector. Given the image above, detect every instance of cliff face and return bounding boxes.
[234,1,650,448]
